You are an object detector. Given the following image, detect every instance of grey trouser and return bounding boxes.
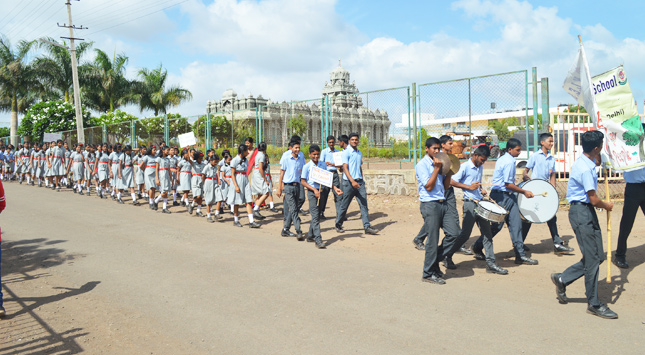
[421,201,452,278]
[560,204,605,307]
[415,187,459,243]
[307,190,322,242]
[319,171,340,216]
[616,182,645,258]
[283,183,301,232]
[475,190,526,258]
[458,200,495,263]
[522,216,562,245]
[298,183,306,210]
[335,179,370,229]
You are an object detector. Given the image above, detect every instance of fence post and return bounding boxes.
[411,83,417,165]
[130,120,136,147]
[541,77,550,133]
[206,113,211,150]
[532,67,539,153]
[163,114,169,144]
[102,124,107,143]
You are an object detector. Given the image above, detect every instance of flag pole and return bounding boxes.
[605,168,612,283]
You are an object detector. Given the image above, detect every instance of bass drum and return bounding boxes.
[517,179,559,223]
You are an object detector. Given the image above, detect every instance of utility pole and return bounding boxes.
[58,0,86,144]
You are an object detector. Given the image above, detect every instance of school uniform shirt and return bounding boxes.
[491,152,517,192]
[97,152,111,181]
[118,153,135,189]
[84,152,96,180]
[157,156,171,192]
[51,146,66,175]
[203,163,223,205]
[251,151,270,195]
[321,147,340,172]
[566,155,597,204]
[415,155,445,202]
[142,155,158,191]
[191,160,207,197]
[281,152,305,184]
[452,159,483,201]
[227,155,252,205]
[341,146,363,181]
[177,158,192,192]
[623,166,645,184]
[69,152,85,180]
[301,160,327,190]
[526,149,555,181]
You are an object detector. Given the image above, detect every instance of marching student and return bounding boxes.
[522,133,574,253]
[471,138,537,265]
[450,146,507,274]
[227,145,260,228]
[154,146,172,213]
[94,144,111,198]
[84,144,96,195]
[117,145,138,205]
[33,144,46,187]
[319,135,342,220]
[177,148,193,211]
[16,142,31,184]
[49,140,66,191]
[251,142,271,220]
[134,146,147,199]
[186,150,206,216]
[169,147,180,206]
[278,139,305,239]
[44,143,54,187]
[551,130,618,319]
[67,144,85,195]
[63,142,71,187]
[203,154,224,223]
[139,145,158,209]
[219,152,233,213]
[109,144,123,200]
[301,144,344,249]
[0,176,6,318]
[281,135,308,216]
[334,133,379,235]
[417,137,452,285]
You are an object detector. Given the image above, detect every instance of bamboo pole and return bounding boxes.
[605,170,612,283]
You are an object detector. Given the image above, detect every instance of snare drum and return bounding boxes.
[474,200,508,223]
[517,179,559,223]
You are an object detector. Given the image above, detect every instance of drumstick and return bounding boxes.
[605,171,612,284]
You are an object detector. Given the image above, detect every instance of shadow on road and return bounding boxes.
[602,243,645,304]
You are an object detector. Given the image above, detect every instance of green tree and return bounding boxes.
[133,64,192,116]
[0,35,41,145]
[488,120,512,141]
[17,100,91,143]
[193,115,231,147]
[289,114,307,138]
[33,37,93,103]
[233,119,256,145]
[0,127,9,137]
[82,49,134,113]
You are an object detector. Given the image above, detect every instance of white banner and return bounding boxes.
[311,166,333,188]
[178,132,197,148]
[43,132,62,142]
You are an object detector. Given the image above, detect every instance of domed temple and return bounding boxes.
[206,64,391,147]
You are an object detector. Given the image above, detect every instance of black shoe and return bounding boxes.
[117,198,124,204]
[587,304,618,319]
[443,256,457,270]
[162,209,171,214]
[306,236,315,243]
[471,245,485,260]
[486,263,508,275]
[422,274,446,285]
[72,188,76,193]
[249,221,261,228]
[299,208,309,215]
[412,238,425,250]
[195,211,204,217]
[523,245,531,252]
[207,217,215,223]
[460,246,473,255]
[187,204,193,214]
[132,200,139,206]
[215,214,223,220]
[364,226,379,235]
[515,256,538,265]
[234,221,243,228]
[613,256,629,269]
[335,225,345,233]
[253,210,266,220]
[79,191,84,196]
[554,243,574,253]
[149,203,153,210]
[173,201,180,206]
[269,207,279,213]
[281,229,295,237]
[296,231,305,241]
[550,273,568,304]
[315,240,327,249]
[320,214,327,220]
[0,305,5,318]
[153,202,159,211]
[112,195,116,200]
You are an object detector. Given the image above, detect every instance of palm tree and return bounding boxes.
[33,37,93,103]
[82,48,134,113]
[134,64,192,116]
[0,35,41,145]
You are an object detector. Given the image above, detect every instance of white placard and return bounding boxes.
[178,132,197,148]
[333,152,343,166]
[43,132,62,142]
[311,166,333,188]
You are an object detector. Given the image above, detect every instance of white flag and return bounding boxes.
[562,43,599,125]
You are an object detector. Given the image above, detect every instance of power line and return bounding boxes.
[7,0,62,40]
[0,0,41,35]
[85,0,187,37]
[20,2,67,41]
[76,0,181,30]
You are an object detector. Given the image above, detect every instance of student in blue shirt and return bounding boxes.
[281,135,308,216]
[277,139,306,240]
[334,133,378,235]
[551,130,617,319]
[301,144,343,249]
[319,135,342,220]
[522,133,574,253]
[417,137,452,284]
[472,138,537,265]
[450,145,507,275]
[615,124,645,268]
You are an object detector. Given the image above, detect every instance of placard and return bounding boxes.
[311,166,333,188]
[178,132,197,148]
[333,152,343,167]
[43,132,62,142]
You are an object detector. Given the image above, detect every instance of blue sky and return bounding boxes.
[1,0,644,126]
